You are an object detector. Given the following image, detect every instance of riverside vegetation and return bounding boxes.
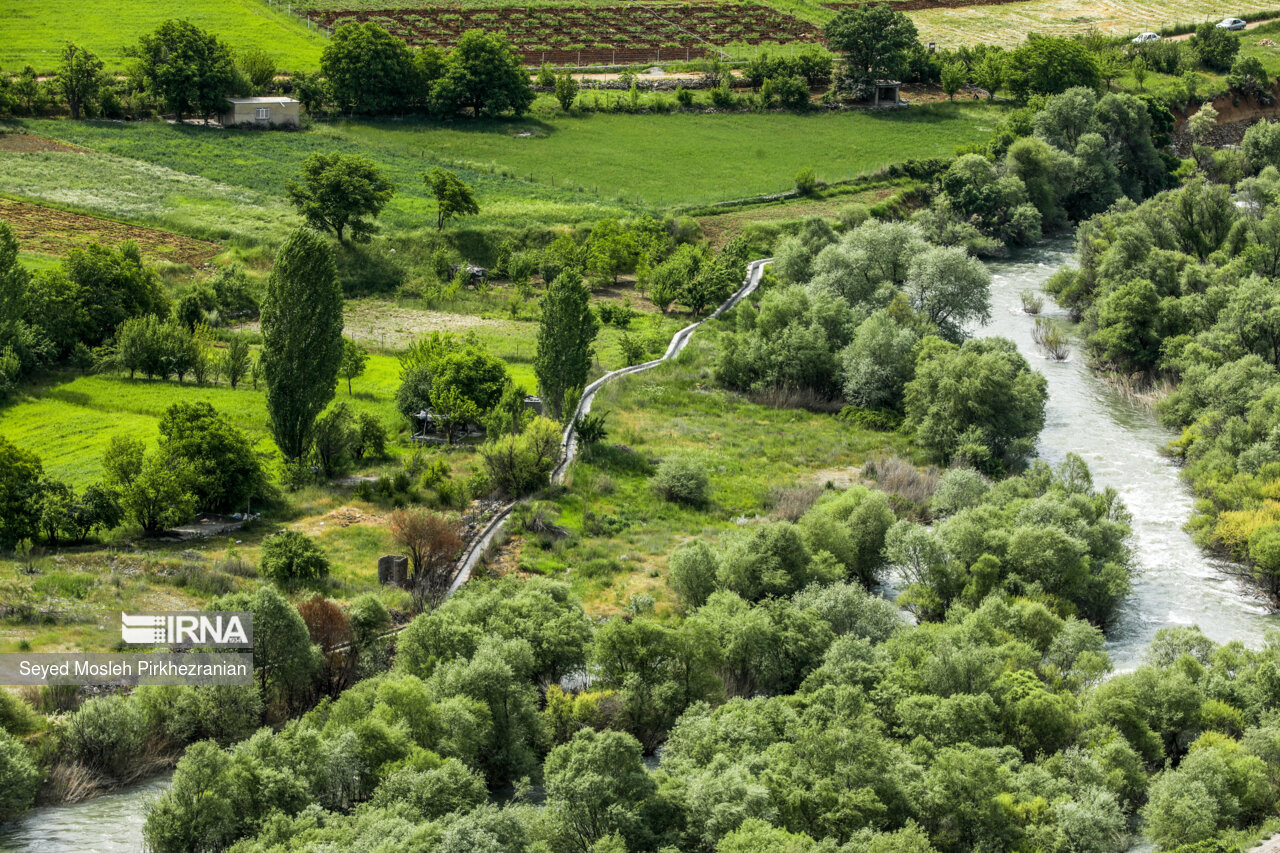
[6,4,1280,853]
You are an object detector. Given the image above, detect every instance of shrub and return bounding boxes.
[61,694,146,778]
[0,730,40,823]
[653,455,710,506]
[0,691,37,736]
[668,541,718,609]
[260,530,330,585]
[480,416,562,497]
[795,167,819,196]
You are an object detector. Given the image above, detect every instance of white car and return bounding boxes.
[1217,17,1247,29]
[1132,32,1161,43]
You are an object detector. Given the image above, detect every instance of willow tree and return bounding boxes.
[261,229,343,461]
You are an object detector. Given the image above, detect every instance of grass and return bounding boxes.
[0,0,328,74]
[6,105,1000,245]
[501,322,913,616]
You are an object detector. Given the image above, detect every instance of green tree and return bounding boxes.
[213,585,317,709]
[0,730,40,823]
[433,30,534,118]
[260,529,330,585]
[425,168,480,231]
[1243,119,1280,173]
[261,229,344,461]
[129,19,237,121]
[223,335,251,389]
[237,48,276,94]
[285,152,396,245]
[974,53,1005,99]
[825,3,919,88]
[142,741,243,851]
[555,71,580,112]
[1006,36,1101,99]
[56,42,105,119]
[941,61,966,99]
[904,336,1048,474]
[339,338,368,396]
[1190,21,1240,72]
[1087,279,1162,372]
[0,436,43,549]
[544,729,657,852]
[157,401,265,511]
[322,21,419,114]
[904,245,992,343]
[119,453,197,534]
[1131,56,1148,90]
[535,270,599,420]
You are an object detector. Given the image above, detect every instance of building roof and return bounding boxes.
[226,97,298,105]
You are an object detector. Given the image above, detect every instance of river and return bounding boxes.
[3,242,1278,851]
[981,240,1280,670]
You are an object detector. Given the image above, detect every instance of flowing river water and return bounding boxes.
[3,241,1279,851]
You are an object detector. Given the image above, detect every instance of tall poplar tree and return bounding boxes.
[261,229,343,461]
[534,270,598,421]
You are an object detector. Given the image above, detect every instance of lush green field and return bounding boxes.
[338,106,1002,208]
[5,105,999,243]
[0,0,328,73]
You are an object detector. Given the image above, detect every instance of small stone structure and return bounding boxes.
[220,97,301,128]
[377,555,409,586]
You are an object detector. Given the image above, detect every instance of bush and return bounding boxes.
[795,167,819,196]
[0,730,40,823]
[260,530,330,585]
[479,416,562,497]
[653,455,710,506]
[0,691,37,736]
[668,541,718,609]
[61,694,146,778]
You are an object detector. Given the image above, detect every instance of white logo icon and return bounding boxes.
[121,613,167,644]
[120,612,251,647]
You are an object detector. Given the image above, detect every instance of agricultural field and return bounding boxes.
[0,197,221,266]
[905,0,1280,47]
[0,0,328,74]
[312,3,820,65]
[2,105,1001,242]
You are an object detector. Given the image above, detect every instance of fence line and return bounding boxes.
[264,0,334,37]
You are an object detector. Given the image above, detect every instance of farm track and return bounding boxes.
[343,258,770,653]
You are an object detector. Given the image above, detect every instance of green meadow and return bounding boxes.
[5,103,1002,244]
[0,0,327,73]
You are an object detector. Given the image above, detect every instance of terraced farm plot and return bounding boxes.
[313,3,820,63]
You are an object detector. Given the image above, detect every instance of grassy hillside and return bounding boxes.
[4,105,1000,243]
[0,0,328,74]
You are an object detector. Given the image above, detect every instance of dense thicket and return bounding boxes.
[718,218,1046,474]
[135,539,1280,853]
